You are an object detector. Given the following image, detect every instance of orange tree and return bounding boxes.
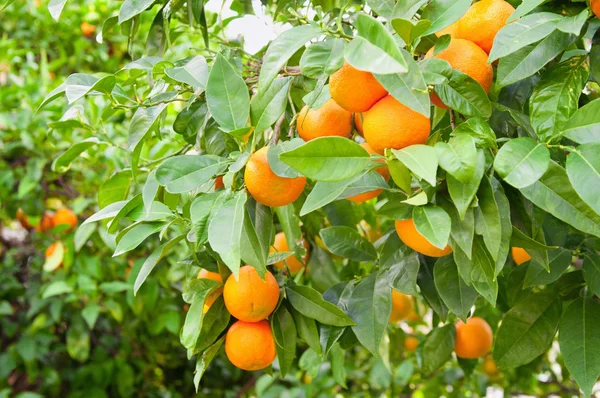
[28,0,600,395]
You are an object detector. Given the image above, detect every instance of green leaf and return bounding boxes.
[403,191,428,206]
[493,288,561,369]
[520,162,600,238]
[420,0,470,36]
[273,204,303,261]
[286,285,356,327]
[206,54,250,132]
[81,303,100,329]
[180,280,220,350]
[388,159,413,193]
[392,145,438,186]
[142,171,159,218]
[435,134,477,183]
[319,226,377,261]
[510,227,556,251]
[583,252,600,297]
[133,234,185,295]
[475,176,501,260]
[562,99,600,144]
[417,260,448,321]
[113,222,163,256]
[194,297,230,353]
[559,298,600,396]
[271,306,297,378]
[434,256,478,321]
[566,144,600,215]
[348,272,392,356]
[330,344,347,387]
[156,155,228,193]
[42,280,73,299]
[496,30,573,88]
[300,172,367,216]
[391,18,432,46]
[119,0,155,23]
[300,39,345,79]
[493,138,550,189]
[258,25,322,93]
[99,170,132,209]
[345,14,408,74]
[66,322,90,362]
[48,0,68,21]
[38,74,97,110]
[43,240,65,272]
[508,0,550,22]
[374,49,430,118]
[81,201,127,226]
[338,171,389,200]
[524,248,572,287]
[173,101,208,144]
[529,55,588,141]
[447,150,485,219]
[190,192,224,245]
[412,205,451,250]
[65,75,116,104]
[280,137,370,182]
[193,337,224,391]
[74,223,96,252]
[52,138,107,173]
[451,118,497,149]
[434,69,492,119]
[438,196,474,259]
[240,208,267,277]
[452,237,498,306]
[207,191,247,277]
[99,281,132,294]
[165,56,208,90]
[108,195,143,234]
[290,307,322,355]
[386,253,420,296]
[128,103,168,175]
[488,12,562,62]
[250,77,292,134]
[421,325,456,373]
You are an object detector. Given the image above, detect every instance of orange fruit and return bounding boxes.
[482,355,499,376]
[347,143,390,203]
[16,209,32,229]
[223,265,280,322]
[363,95,431,154]
[45,241,63,269]
[407,311,421,322]
[353,113,364,136]
[80,21,96,37]
[225,320,276,371]
[425,38,493,108]
[458,0,515,54]
[270,232,310,274]
[197,269,224,313]
[329,62,388,113]
[36,211,54,232]
[297,99,352,141]
[593,0,600,18]
[436,21,460,38]
[244,146,306,208]
[395,219,452,257]
[214,176,224,190]
[454,317,494,359]
[390,290,414,322]
[404,336,419,352]
[511,247,532,266]
[53,208,77,230]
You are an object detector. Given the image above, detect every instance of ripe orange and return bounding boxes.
[458,0,515,54]
[390,290,414,322]
[80,21,96,37]
[511,247,532,266]
[482,355,499,376]
[297,99,352,141]
[407,311,421,322]
[347,143,390,203]
[197,269,224,313]
[593,0,600,18]
[270,232,310,274]
[454,317,494,359]
[404,336,419,352]
[214,176,224,190]
[436,21,460,38]
[363,95,431,154]
[36,211,54,232]
[16,209,31,229]
[329,62,388,112]
[353,113,364,136]
[395,219,452,257]
[425,39,493,108]
[53,208,77,230]
[244,146,306,208]
[225,320,276,371]
[223,265,280,322]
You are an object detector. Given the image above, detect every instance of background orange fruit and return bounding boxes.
[53,208,77,230]
[363,95,431,154]
[244,146,306,208]
[353,113,364,136]
[458,0,515,54]
[390,290,414,322]
[223,265,280,322]
[347,143,390,203]
[404,336,419,352]
[425,38,493,108]
[270,232,310,274]
[297,99,352,141]
[36,211,54,232]
[225,320,276,371]
[593,0,600,18]
[482,355,499,376]
[214,176,224,190]
[436,21,460,38]
[454,317,494,359]
[197,269,224,313]
[395,219,452,257]
[329,62,388,112]
[511,247,532,265]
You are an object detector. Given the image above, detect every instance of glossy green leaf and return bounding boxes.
[434,256,477,321]
[438,196,474,259]
[207,191,246,276]
[66,322,90,362]
[267,138,304,179]
[272,305,297,378]
[566,143,600,215]
[583,252,600,297]
[165,56,208,90]
[286,285,356,327]
[250,77,292,134]
[417,260,448,321]
[435,134,477,183]
[240,208,267,277]
[447,150,485,220]
[300,39,345,79]
[156,155,228,193]
[320,226,377,261]
[99,170,132,209]
[434,69,492,119]
[494,138,550,189]
[290,307,322,355]
[412,205,451,250]
[475,176,501,260]
[562,99,600,144]
[119,0,155,23]
[113,222,163,256]
[420,0,470,36]
[338,171,389,200]
[194,297,230,354]
[52,138,107,173]
[422,325,456,373]
[193,337,224,391]
[451,118,497,149]
[452,237,498,306]
[134,234,186,295]
[524,248,572,287]
[392,145,437,186]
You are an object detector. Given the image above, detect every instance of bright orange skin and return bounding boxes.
[390,290,414,322]
[45,241,63,268]
[329,62,388,113]
[425,39,493,108]
[363,95,431,155]
[454,317,494,359]
[297,99,352,141]
[347,143,390,203]
[511,247,532,266]
[270,232,310,274]
[483,355,499,376]
[404,336,419,352]
[223,265,280,322]
[53,208,77,230]
[436,21,460,38]
[198,269,224,313]
[225,320,276,371]
[458,0,515,54]
[353,113,364,136]
[593,0,600,18]
[395,219,452,257]
[16,209,32,229]
[214,176,224,190]
[36,212,54,232]
[244,146,306,208]
[80,21,96,37]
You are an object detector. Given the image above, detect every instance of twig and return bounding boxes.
[235,375,256,398]
[270,114,285,144]
[449,110,456,130]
